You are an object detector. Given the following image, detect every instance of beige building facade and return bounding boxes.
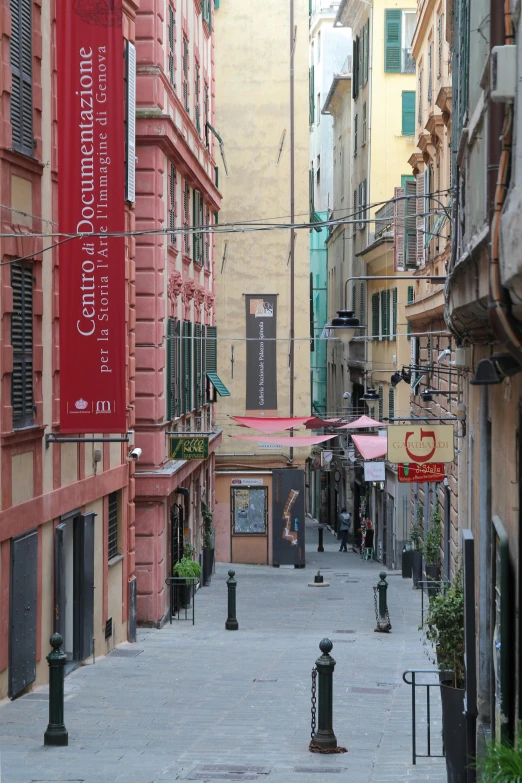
[212,0,311,565]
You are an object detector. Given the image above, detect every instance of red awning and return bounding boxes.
[338,415,388,430]
[351,434,388,460]
[231,416,312,434]
[305,417,343,429]
[231,434,338,446]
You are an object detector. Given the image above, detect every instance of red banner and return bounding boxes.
[398,463,445,483]
[57,1,126,433]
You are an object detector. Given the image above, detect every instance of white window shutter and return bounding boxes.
[126,41,137,203]
[416,172,425,266]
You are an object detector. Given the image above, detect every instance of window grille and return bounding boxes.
[108,492,119,561]
[11,262,34,428]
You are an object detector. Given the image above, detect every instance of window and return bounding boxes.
[354,114,358,155]
[202,0,212,30]
[204,82,210,142]
[309,66,315,125]
[183,180,190,255]
[182,321,192,413]
[407,285,414,337]
[392,287,397,339]
[169,164,177,246]
[182,36,189,113]
[108,492,120,561]
[364,18,370,83]
[388,388,395,421]
[193,190,204,264]
[353,35,360,99]
[401,91,415,135]
[372,292,379,337]
[418,69,423,125]
[10,0,33,156]
[362,102,367,145]
[380,289,390,339]
[167,317,181,419]
[359,179,367,229]
[11,262,34,428]
[204,207,211,269]
[437,13,443,80]
[316,93,321,124]
[385,9,415,73]
[317,31,321,62]
[194,61,201,134]
[428,40,433,103]
[405,179,417,267]
[378,387,384,421]
[168,3,176,88]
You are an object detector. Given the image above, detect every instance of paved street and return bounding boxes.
[0,520,446,783]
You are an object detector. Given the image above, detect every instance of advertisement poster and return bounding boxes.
[245,295,277,415]
[57,1,126,432]
[272,469,305,566]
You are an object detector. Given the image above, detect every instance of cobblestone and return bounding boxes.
[0,519,446,782]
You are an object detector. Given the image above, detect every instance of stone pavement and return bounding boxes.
[0,519,447,783]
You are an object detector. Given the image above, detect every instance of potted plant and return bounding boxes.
[422,501,442,597]
[409,512,423,588]
[477,726,522,781]
[423,571,466,783]
[173,551,201,608]
[201,501,215,587]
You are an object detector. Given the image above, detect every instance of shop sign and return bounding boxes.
[398,463,445,483]
[387,425,454,464]
[364,462,385,482]
[258,442,283,451]
[321,450,333,469]
[170,436,209,461]
[230,477,264,486]
[57,2,126,432]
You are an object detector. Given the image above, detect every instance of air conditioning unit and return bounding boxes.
[491,46,517,103]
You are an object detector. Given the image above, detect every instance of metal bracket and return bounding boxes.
[45,434,130,449]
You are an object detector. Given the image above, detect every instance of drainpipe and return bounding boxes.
[289,0,295,463]
[477,386,492,731]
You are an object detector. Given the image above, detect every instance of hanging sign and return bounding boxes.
[398,463,445,483]
[170,436,209,461]
[364,462,385,482]
[387,425,454,464]
[57,1,126,432]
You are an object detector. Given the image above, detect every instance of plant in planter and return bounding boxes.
[201,501,215,587]
[422,502,442,597]
[409,514,423,588]
[423,571,466,783]
[173,555,201,608]
[478,726,522,782]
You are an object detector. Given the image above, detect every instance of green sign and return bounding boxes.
[170,436,209,461]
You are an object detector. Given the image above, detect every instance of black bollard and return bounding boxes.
[374,572,392,633]
[225,569,239,630]
[44,633,68,746]
[312,639,337,750]
[317,525,324,553]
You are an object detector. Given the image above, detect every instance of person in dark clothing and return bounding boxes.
[338,507,351,552]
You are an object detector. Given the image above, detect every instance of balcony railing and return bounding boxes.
[375,201,394,239]
[403,49,416,74]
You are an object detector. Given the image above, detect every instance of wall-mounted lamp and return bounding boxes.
[470,353,522,385]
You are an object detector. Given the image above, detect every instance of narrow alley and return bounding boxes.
[0,521,446,783]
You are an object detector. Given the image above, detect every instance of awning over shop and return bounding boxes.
[207,372,231,396]
[351,434,388,460]
[231,416,311,433]
[231,434,338,446]
[338,415,388,430]
[305,417,343,429]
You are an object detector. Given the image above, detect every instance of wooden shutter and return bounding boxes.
[194,323,202,409]
[175,319,181,415]
[438,13,443,80]
[11,262,34,428]
[195,62,201,134]
[401,91,415,136]
[388,388,395,421]
[392,287,397,340]
[405,180,417,267]
[206,326,217,373]
[380,289,389,340]
[169,165,177,246]
[354,114,358,155]
[167,318,175,420]
[10,0,33,156]
[125,41,136,203]
[362,102,367,144]
[372,292,379,337]
[193,190,199,262]
[416,172,425,266]
[361,25,366,88]
[407,285,414,337]
[378,387,384,421]
[365,18,370,82]
[182,321,192,413]
[184,181,190,254]
[352,36,359,98]
[428,41,433,102]
[394,186,405,270]
[182,36,189,112]
[359,282,365,336]
[385,9,401,73]
[168,4,175,87]
[309,274,315,351]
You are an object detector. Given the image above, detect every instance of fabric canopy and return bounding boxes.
[351,434,388,460]
[231,416,312,434]
[231,434,338,446]
[305,416,343,429]
[338,415,388,430]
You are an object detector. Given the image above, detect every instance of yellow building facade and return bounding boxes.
[212,0,311,566]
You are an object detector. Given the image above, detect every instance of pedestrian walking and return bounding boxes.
[338,507,351,552]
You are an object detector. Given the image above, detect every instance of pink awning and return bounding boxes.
[351,434,388,460]
[231,416,312,434]
[305,417,343,429]
[338,415,388,430]
[231,434,338,446]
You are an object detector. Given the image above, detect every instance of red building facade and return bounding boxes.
[134,0,222,625]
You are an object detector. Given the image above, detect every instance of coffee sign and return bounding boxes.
[387,425,454,464]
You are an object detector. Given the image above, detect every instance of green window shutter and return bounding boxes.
[407,285,414,337]
[392,287,397,339]
[385,9,402,73]
[380,290,389,340]
[388,387,395,421]
[206,326,217,372]
[194,323,202,409]
[11,262,34,428]
[402,91,415,135]
[372,292,379,338]
[10,0,33,156]
[182,321,192,413]
[167,318,175,420]
[378,386,384,421]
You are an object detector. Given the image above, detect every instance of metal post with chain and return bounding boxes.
[309,639,347,754]
[374,572,392,633]
[310,666,317,740]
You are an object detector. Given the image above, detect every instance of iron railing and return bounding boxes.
[165,576,197,625]
[402,669,446,765]
[418,579,450,625]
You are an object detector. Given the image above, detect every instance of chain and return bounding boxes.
[373,586,392,632]
[373,586,379,623]
[310,666,317,740]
